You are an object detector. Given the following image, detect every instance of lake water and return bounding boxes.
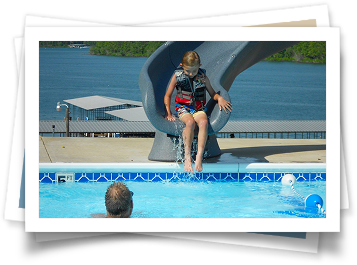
[39,47,326,121]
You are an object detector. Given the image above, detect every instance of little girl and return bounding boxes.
[164,51,232,172]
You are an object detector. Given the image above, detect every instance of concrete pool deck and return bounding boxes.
[39,136,326,164]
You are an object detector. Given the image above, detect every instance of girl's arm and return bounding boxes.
[205,76,232,113]
[164,74,177,121]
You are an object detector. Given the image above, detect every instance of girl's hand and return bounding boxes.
[217,96,232,113]
[166,114,176,121]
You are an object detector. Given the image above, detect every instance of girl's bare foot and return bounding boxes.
[194,155,203,172]
[184,157,194,173]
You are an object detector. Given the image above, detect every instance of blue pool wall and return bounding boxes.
[39,163,326,184]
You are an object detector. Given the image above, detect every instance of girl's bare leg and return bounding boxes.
[193,113,208,172]
[180,114,195,173]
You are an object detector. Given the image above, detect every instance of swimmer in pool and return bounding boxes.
[91,181,133,218]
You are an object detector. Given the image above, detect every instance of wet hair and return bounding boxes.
[181,51,201,67]
[105,182,132,217]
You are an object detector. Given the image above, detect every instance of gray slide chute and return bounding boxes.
[139,41,300,161]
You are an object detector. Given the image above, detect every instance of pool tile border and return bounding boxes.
[39,163,326,184]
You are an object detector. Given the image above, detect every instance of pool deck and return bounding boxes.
[39,136,326,164]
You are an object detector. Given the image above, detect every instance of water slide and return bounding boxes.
[139,41,300,161]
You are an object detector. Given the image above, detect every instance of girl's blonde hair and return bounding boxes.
[181,51,201,67]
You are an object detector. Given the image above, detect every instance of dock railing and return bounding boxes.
[39,120,326,139]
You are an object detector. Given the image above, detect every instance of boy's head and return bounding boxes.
[105,181,133,218]
[181,51,201,78]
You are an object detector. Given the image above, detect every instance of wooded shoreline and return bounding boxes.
[39,41,326,64]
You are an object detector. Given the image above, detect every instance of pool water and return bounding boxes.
[39,180,326,218]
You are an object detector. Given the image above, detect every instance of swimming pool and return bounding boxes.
[39,162,326,218]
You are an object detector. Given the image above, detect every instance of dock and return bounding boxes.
[39,120,326,139]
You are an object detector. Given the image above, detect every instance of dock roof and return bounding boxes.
[63,95,142,110]
[105,107,149,121]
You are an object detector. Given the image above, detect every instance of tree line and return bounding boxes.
[266,41,326,63]
[39,41,96,47]
[89,41,326,63]
[39,41,326,63]
[88,41,166,57]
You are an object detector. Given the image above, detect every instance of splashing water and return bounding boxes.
[170,120,206,178]
[173,136,184,163]
[170,118,210,176]
[171,121,185,163]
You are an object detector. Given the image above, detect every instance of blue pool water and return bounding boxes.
[39,163,326,218]
[39,180,326,218]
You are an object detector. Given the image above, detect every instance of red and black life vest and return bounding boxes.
[174,67,206,110]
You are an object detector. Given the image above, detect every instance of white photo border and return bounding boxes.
[25,27,340,232]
